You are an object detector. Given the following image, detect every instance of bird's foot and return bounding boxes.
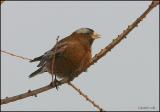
[54,78,61,90]
[49,81,54,87]
[49,79,61,90]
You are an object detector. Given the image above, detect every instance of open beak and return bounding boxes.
[92,32,101,39]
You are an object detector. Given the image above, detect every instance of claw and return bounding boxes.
[49,81,54,87]
[54,78,60,90]
[49,79,60,90]
[50,74,61,90]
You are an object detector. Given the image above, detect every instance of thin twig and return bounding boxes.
[1,1,159,109]
[52,36,60,75]
[68,82,104,111]
[1,50,32,61]
[51,36,59,88]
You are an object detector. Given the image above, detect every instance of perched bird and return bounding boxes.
[29,28,101,88]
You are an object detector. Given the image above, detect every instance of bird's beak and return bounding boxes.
[92,32,101,39]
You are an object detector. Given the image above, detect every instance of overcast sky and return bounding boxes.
[1,1,159,111]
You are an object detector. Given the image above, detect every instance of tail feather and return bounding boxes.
[30,55,43,62]
[29,67,44,78]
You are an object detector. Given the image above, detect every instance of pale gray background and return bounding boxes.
[1,1,159,111]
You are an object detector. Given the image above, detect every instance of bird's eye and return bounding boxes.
[86,32,90,35]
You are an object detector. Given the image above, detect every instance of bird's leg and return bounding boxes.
[49,74,54,87]
[50,36,61,90]
[49,74,60,90]
[53,74,60,90]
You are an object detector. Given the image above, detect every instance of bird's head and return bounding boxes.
[71,28,101,45]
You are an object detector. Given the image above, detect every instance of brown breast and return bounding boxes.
[54,40,91,78]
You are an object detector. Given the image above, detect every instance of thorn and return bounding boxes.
[137,18,141,22]
[56,36,60,42]
[112,39,115,42]
[28,90,31,93]
[101,49,104,52]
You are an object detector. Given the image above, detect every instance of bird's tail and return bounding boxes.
[29,67,45,78]
[30,55,43,62]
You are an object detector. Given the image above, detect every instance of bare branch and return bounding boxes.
[1,50,32,61]
[68,82,104,111]
[1,78,68,105]
[1,1,159,109]
[72,0,160,79]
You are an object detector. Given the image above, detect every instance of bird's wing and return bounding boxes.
[36,42,68,67]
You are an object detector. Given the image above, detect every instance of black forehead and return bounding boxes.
[86,28,94,33]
